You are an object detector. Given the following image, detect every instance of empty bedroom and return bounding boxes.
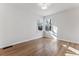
[0,3,79,56]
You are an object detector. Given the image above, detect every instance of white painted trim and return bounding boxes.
[59,39,79,44]
[0,36,42,48]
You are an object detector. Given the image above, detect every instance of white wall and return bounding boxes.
[0,4,42,48]
[0,3,79,48]
[50,7,79,43]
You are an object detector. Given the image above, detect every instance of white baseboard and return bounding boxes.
[59,39,79,44]
[0,35,42,48]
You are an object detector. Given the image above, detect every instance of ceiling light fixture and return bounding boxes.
[38,3,51,10]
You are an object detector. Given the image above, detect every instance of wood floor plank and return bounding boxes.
[0,37,79,56]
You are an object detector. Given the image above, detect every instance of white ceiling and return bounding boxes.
[1,3,79,16]
[36,3,79,16]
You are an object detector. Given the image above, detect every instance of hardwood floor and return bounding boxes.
[0,37,79,56]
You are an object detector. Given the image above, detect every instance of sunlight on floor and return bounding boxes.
[62,44,79,56]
